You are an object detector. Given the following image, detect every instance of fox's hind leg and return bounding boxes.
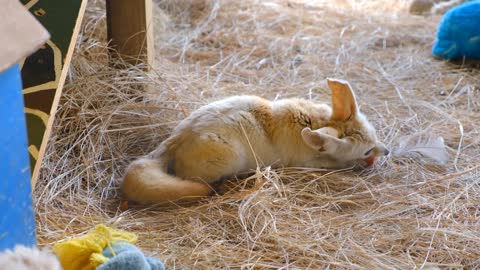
[174,132,245,184]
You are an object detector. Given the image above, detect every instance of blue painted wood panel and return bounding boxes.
[0,64,36,250]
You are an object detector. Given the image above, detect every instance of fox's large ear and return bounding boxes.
[301,127,348,152]
[327,78,358,121]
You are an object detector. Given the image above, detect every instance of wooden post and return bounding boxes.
[106,0,154,69]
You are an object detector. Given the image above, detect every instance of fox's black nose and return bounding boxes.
[384,148,390,156]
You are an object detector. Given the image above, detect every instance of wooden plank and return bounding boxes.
[106,0,154,69]
[0,64,36,250]
[20,0,88,189]
[0,0,49,73]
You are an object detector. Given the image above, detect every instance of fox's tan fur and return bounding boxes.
[121,79,389,204]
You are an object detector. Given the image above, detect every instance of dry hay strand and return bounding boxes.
[35,0,480,269]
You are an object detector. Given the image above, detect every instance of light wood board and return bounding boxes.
[20,0,88,188]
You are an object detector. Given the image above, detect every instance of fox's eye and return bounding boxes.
[364,148,374,156]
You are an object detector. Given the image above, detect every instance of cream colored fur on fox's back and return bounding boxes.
[121,79,389,204]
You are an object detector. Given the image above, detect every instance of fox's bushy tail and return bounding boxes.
[121,157,212,204]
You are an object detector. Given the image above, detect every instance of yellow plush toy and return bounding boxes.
[53,224,137,270]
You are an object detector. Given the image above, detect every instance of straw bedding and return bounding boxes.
[35,0,480,269]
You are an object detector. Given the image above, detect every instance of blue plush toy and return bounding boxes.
[97,242,165,270]
[432,0,480,60]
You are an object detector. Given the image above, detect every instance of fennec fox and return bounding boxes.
[121,79,389,204]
